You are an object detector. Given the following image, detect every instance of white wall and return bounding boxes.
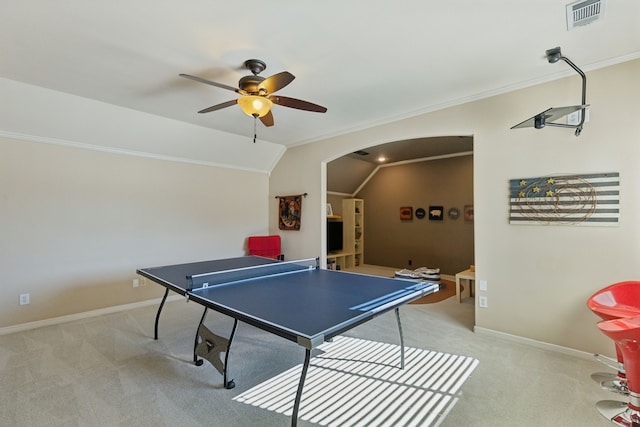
[0,77,277,329]
[0,136,269,329]
[270,59,640,355]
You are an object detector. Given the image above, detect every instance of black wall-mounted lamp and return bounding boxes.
[511,47,588,136]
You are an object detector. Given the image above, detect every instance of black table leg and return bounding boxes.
[194,307,208,365]
[223,319,238,389]
[154,288,170,340]
[395,307,405,369]
[193,313,237,389]
[291,348,311,427]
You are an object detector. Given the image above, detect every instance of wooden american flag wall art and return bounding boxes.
[509,172,620,226]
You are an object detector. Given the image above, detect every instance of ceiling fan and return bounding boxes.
[179,59,327,127]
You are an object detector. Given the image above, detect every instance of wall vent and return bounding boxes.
[566,0,605,30]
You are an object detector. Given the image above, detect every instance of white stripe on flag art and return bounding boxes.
[509,172,619,226]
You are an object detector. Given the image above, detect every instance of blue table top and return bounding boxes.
[138,256,438,348]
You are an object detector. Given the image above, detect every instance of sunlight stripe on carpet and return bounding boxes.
[233,336,478,426]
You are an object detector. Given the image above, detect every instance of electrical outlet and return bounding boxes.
[19,293,30,305]
[479,296,488,308]
[567,108,589,125]
[133,279,139,288]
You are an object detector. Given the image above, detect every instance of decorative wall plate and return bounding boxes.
[429,206,444,221]
[464,205,474,222]
[448,207,460,219]
[400,206,413,220]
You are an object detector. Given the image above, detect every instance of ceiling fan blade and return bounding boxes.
[260,111,274,127]
[179,73,243,94]
[270,95,327,113]
[197,99,238,114]
[258,71,295,94]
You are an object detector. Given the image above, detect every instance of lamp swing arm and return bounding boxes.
[544,55,587,136]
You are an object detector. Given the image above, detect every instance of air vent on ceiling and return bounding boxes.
[566,0,605,30]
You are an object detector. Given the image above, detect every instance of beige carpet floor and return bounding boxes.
[0,265,615,426]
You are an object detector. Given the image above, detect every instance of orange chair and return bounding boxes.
[247,235,283,260]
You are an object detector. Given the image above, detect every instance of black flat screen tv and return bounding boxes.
[327,221,343,253]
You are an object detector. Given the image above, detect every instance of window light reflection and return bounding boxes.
[233,336,479,426]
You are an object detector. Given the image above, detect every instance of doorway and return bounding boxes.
[326,136,475,325]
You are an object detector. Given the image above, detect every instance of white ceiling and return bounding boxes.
[2,1,639,151]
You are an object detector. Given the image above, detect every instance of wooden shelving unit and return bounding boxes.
[343,198,364,268]
[326,251,354,271]
[326,198,364,270]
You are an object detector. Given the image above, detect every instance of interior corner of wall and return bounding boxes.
[266,144,288,174]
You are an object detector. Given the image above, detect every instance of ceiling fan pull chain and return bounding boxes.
[253,114,257,143]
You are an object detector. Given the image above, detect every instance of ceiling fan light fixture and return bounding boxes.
[238,95,273,118]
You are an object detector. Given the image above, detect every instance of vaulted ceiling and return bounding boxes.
[327,136,473,194]
[2,1,639,155]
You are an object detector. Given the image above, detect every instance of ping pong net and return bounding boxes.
[186,258,318,291]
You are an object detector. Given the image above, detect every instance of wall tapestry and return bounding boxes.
[509,172,619,226]
[278,194,303,230]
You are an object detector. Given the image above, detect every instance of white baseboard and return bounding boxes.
[0,294,600,364]
[0,295,183,336]
[474,325,597,362]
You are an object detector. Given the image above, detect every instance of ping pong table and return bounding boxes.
[137,256,439,426]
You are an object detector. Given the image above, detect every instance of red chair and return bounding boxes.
[247,235,283,260]
[588,281,640,395]
[588,282,640,321]
[596,316,640,426]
